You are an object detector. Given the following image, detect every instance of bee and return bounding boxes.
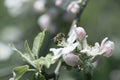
[53,33,65,44]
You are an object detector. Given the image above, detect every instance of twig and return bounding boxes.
[75,0,90,25]
[86,72,92,80]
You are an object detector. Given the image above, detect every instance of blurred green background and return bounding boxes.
[0,0,120,80]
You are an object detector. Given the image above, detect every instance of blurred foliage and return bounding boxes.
[0,0,120,80]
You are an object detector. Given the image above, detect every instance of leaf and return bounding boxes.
[12,65,29,80]
[10,44,24,57]
[24,40,31,54]
[24,40,35,60]
[33,54,55,68]
[10,44,36,68]
[44,54,55,68]
[32,31,45,58]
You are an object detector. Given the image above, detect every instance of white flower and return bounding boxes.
[81,42,101,56]
[38,14,56,33]
[100,37,114,57]
[33,0,46,13]
[38,14,51,30]
[50,30,79,60]
[81,37,114,57]
[50,42,79,60]
[55,0,63,7]
[67,2,80,14]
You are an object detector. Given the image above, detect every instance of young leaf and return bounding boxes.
[24,40,35,60]
[10,44,23,57]
[24,40,31,54]
[32,31,45,58]
[12,65,29,80]
[11,44,36,68]
[33,54,55,68]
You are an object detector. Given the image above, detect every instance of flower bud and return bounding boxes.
[63,53,79,67]
[33,0,46,13]
[67,2,80,14]
[101,40,114,57]
[38,14,51,30]
[75,27,86,41]
[55,0,63,7]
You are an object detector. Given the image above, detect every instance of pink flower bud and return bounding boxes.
[63,53,79,67]
[75,27,86,41]
[38,14,51,30]
[67,2,80,14]
[100,40,114,57]
[33,0,46,13]
[55,0,63,7]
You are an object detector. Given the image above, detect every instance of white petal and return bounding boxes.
[67,31,77,44]
[82,38,88,49]
[67,25,77,44]
[63,42,79,54]
[50,48,63,56]
[101,37,108,47]
[50,48,63,60]
[95,42,100,47]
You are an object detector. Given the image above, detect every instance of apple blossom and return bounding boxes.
[75,27,86,41]
[81,37,114,57]
[55,0,63,7]
[68,24,86,42]
[67,2,80,14]
[33,0,46,13]
[63,53,79,67]
[100,37,114,57]
[38,14,51,30]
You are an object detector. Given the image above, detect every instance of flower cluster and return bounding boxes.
[4,0,83,33]
[50,24,114,67]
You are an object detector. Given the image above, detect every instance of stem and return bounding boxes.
[28,69,36,72]
[75,0,90,26]
[41,61,62,80]
[54,61,62,80]
[86,72,92,80]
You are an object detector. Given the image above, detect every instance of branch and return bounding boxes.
[86,72,92,80]
[75,0,90,25]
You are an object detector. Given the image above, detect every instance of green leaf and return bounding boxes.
[24,40,35,60]
[13,65,29,80]
[10,44,24,57]
[32,31,45,58]
[33,54,55,68]
[10,44,36,68]
[24,40,31,54]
